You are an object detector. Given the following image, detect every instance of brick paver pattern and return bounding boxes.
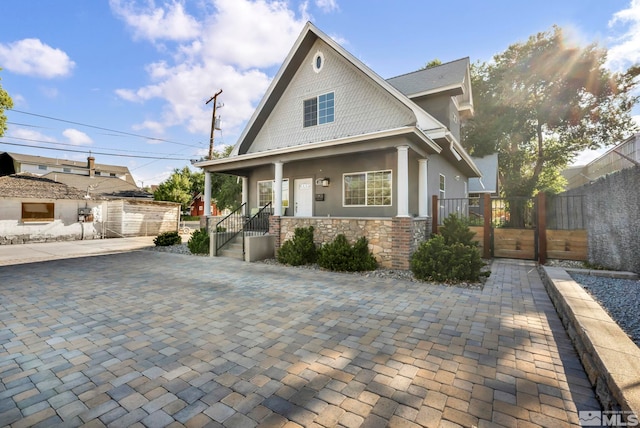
[0,252,600,427]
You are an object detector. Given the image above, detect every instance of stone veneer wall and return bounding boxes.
[276,216,431,269]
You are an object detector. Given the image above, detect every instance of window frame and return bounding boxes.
[257,179,289,208]
[439,174,446,200]
[343,170,392,207]
[303,91,334,128]
[21,202,55,222]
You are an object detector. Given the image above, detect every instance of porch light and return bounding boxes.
[321,178,330,187]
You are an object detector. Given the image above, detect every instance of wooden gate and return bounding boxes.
[432,193,587,262]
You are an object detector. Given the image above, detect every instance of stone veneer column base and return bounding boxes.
[269,216,281,250]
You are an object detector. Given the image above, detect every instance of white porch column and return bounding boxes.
[274,161,283,216]
[418,158,429,217]
[396,146,409,217]
[204,171,212,216]
[241,176,248,216]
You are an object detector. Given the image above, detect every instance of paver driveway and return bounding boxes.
[0,251,600,427]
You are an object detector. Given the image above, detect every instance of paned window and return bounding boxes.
[63,167,71,173]
[343,170,392,207]
[439,174,446,200]
[38,165,47,170]
[22,202,54,222]
[303,92,334,127]
[257,179,289,208]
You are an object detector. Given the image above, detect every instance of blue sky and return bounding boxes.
[1,0,639,186]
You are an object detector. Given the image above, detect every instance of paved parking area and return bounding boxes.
[0,251,600,427]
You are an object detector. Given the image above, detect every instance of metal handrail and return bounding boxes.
[214,202,246,253]
[242,202,272,255]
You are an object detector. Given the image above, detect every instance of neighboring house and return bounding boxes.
[195,22,481,268]
[42,172,151,199]
[0,152,137,185]
[562,133,640,190]
[0,173,180,244]
[189,193,222,217]
[467,153,499,218]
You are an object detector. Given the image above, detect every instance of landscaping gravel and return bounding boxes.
[570,272,640,348]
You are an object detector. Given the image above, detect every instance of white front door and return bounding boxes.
[294,178,313,217]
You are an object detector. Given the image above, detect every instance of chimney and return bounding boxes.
[88,156,95,177]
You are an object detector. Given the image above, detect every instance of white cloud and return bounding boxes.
[8,127,57,144]
[109,0,201,42]
[0,38,75,78]
[315,0,338,13]
[62,129,93,146]
[606,0,640,71]
[112,0,309,137]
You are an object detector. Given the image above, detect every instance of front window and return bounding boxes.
[22,202,54,222]
[303,92,334,127]
[257,179,289,208]
[343,170,392,206]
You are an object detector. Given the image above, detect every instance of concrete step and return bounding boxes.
[218,248,244,260]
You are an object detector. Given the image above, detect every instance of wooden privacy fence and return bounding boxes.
[432,193,587,263]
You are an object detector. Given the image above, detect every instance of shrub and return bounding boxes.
[188,228,210,254]
[440,213,477,246]
[154,231,182,247]
[410,234,483,282]
[318,235,378,272]
[277,226,317,266]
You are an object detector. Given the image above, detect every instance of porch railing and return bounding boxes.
[242,202,272,254]
[214,203,246,254]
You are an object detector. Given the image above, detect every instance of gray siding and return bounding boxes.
[247,144,468,218]
[413,95,461,141]
[248,39,416,154]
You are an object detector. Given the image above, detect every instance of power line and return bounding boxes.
[0,140,192,160]
[3,134,199,157]
[9,109,205,149]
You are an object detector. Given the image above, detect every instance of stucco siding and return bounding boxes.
[413,95,460,141]
[427,154,469,211]
[248,39,416,154]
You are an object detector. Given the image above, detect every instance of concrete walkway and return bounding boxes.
[0,247,601,427]
[0,237,156,267]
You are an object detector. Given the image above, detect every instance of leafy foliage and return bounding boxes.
[317,235,378,272]
[153,146,242,212]
[0,69,14,137]
[411,217,483,282]
[410,235,483,282]
[463,26,639,200]
[440,214,477,247]
[187,228,210,254]
[154,231,182,246]
[277,226,317,266]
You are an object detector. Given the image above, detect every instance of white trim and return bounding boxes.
[312,50,324,73]
[439,174,446,200]
[418,158,429,217]
[274,162,283,216]
[342,169,393,207]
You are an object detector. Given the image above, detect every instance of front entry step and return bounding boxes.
[217,235,244,260]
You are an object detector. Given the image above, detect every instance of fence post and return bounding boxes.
[538,192,547,265]
[431,195,438,235]
[483,193,491,259]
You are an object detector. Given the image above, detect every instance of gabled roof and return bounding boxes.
[200,22,480,177]
[0,173,94,200]
[3,152,130,175]
[42,172,151,198]
[387,58,474,118]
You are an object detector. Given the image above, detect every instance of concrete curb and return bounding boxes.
[540,265,640,417]
[563,267,638,280]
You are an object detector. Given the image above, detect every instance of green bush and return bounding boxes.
[440,213,477,246]
[410,234,483,282]
[154,231,182,246]
[187,228,210,254]
[318,235,378,272]
[277,226,317,266]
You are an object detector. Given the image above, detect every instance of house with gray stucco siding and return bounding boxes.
[195,22,481,268]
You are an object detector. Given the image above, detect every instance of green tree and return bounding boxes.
[153,146,241,212]
[464,26,639,202]
[0,68,14,136]
[422,59,442,69]
[153,166,195,211]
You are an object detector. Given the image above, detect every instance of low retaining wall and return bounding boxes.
[277,217,431,269]
[540,266,640,417]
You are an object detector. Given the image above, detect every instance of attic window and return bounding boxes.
[303,92,334,127]
[312,50,324,73]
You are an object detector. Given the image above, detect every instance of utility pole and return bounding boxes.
[204,89,222,219]
[206,89,223,160]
